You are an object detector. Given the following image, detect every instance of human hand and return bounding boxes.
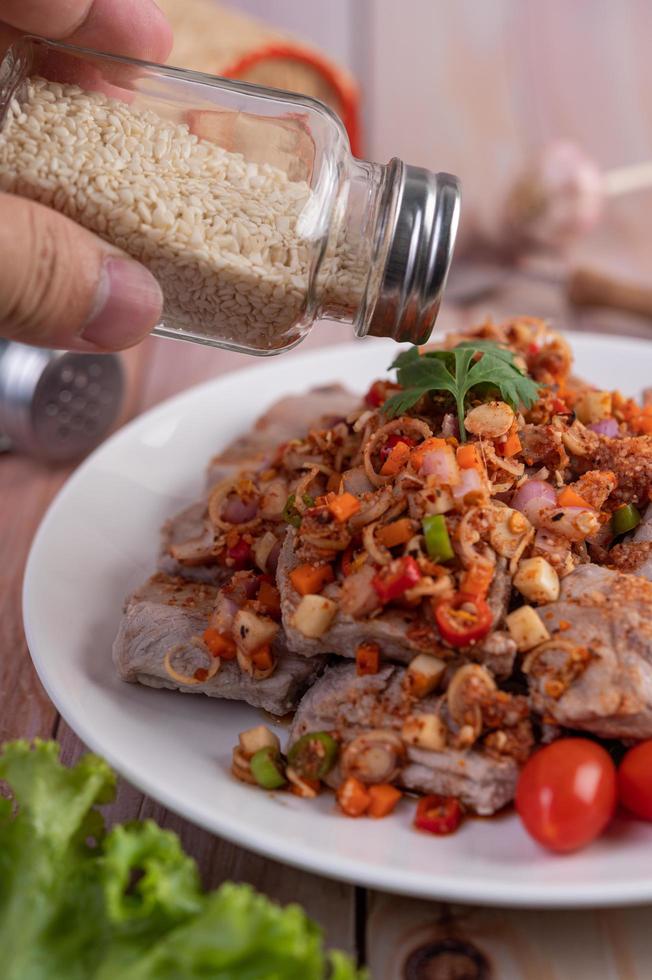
[0,0,172,351]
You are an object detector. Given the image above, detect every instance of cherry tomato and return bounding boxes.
[414,795,463,835]
[516,739,616,853]
[619,741,652,820]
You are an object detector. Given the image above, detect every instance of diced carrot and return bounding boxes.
[203,628,237,660]
[636,416,652,435]
[500,429,522,458]
[327,491,361,522]
[456,443,481,470]
[644,404,652,417]
[257,581,281,616]
[377,518,414,548]
[460,563,494,598]
[336,777,371,817]
[410,437,447,471]
[367,784,402,818]
[289,563,334,596]
[621,398,640,421]
[251,644,274,671]
[557,487,592,509]
[356,642,380,676]
[380,441,411,477]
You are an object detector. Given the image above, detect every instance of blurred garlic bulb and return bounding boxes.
[502,141,604,251]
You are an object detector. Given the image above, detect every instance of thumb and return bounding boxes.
[0,192,163,351]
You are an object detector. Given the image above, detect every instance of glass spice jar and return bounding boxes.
[0,37,461,355]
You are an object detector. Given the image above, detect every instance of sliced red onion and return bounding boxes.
[243,574,260,599]
[266,539,282,574]
[452,466,483,502]
[511,480,557,526]
[441,413,460,439]
[588,418,619,438]
[421,446,459,485]
[222,495,258,524]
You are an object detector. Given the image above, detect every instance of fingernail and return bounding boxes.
[82,257,163,350]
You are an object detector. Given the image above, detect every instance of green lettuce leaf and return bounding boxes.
[0,740,364,980]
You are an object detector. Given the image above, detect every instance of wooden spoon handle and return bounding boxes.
[567,267,652,319]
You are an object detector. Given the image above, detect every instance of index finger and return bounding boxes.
[0,0,172,64]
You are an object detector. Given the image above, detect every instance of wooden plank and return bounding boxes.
[366,892,652,979]
[0,456,64,741]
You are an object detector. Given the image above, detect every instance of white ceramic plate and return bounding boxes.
[23,333,652,908]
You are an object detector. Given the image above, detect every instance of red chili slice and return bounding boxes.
[434,593,493,647]
[414,795,463,835]
[372,556,421,604]
[227,537,253,570]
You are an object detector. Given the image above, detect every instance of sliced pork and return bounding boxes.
[206,385,360,486]
[289,663,523,815]
[159,502,225,584]
[113,574,325,715]
[160,385,359,581]
[278,530,516,677]
[527,564,652,738]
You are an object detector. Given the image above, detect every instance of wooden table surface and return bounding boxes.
[3,271,652,979]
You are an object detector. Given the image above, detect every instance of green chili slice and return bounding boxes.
[287,731,339,780]
[250,747,287,790]
[282,493,315,528]
[282,494,301,528]
[612,503,641,536]
[422,514,454,562]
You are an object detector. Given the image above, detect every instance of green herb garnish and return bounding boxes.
[383,340,541,440]
[282,493,316,528]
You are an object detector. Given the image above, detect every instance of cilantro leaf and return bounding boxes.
[383,340,540,440]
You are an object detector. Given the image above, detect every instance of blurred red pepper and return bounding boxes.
[372,556,421,604]
[414,795,463,834]
[379,433,416,461]
[364,380,386,408]
[227,537,253,570]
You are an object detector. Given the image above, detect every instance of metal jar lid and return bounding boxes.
[0,341,124,461]
[359,159,461,346]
